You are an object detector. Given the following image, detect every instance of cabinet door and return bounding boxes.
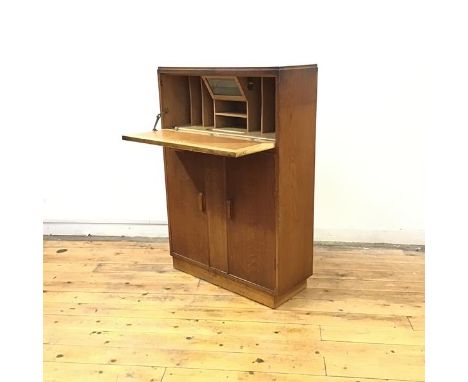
[164,149,210,265]
[226,152,276,290]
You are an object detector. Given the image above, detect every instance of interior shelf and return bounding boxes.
[215,112,248,118]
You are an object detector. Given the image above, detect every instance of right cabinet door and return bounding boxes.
[226,152,276,290]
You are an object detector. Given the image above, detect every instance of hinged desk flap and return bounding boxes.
[122,130,275,157]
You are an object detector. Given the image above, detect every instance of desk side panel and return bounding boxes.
[276,66,317,294]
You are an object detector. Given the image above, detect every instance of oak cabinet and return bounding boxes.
[123,65,318,307]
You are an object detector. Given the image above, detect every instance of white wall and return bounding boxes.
[41,1,427,244]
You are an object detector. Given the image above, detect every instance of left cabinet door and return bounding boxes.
[164,148,210,266]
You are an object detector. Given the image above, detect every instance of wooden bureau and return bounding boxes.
[123,65,318,308]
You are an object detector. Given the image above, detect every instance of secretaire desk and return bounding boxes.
[123,65,318,308]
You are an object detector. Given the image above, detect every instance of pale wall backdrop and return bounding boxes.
[42,1,427,244]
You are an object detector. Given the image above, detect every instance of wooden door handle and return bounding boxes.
[226,199,232,219]
[198,192,205,213]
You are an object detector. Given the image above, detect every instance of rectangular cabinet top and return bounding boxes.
[158,64,317,76]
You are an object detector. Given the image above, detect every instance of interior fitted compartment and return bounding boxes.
[188,76,202,125]
[159,73,276,141]
[215,100,247,116]
[215,115,247,131]
[201,79,214,127]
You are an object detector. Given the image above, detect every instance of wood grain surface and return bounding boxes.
[43,239,424,382]
[122,130,275,157]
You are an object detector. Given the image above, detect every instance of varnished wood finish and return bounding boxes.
[214,114,247,130]
[201,79,214,127]
[238,77,261,131]
[43,239,425,382]
[173,255,306,309]
[164,150,209,265]
[158,65,317,77]
[204,156,228,272]
[176,125,275,142]
[188,76,202,125]
[214,100,247,114]
[122,130,275,157]
[159,74,190,129]
[276,66,318,293]
[215,112,247,118]
[173,256,277,307]
[261,77,276,133]
[226,152,276,290]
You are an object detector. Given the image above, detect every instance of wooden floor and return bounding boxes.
[43,239,425,382]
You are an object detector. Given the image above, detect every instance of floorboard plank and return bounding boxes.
[322,341,424,381]
[44,324,321,356]
[162,367,416,382]
[43,361,165,382]
[321,325,424,346]
[296,288,425,303]
[44,302,411,329]
[44,344,325,375]
[307,278,424,292]
[408,316,425,331]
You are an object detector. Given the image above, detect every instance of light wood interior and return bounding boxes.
[44,238,425,382]
[174,125,275,141]
[122,130,275,157]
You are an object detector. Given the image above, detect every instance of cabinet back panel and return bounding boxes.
[226,152,276,290]
[214,100,247,114]
[164,149,210,266]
